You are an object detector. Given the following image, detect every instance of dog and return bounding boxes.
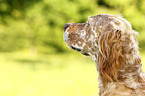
[63,14,145,96]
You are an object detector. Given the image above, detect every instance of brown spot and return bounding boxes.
[85,27,92,41]
[83,45,88,49]
[86,41,92,47]
[135,58,141,65]
[91,47,96,52]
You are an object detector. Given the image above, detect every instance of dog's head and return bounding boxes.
[63,14,139,81]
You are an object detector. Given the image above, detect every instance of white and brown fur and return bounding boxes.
[63,14,145,96]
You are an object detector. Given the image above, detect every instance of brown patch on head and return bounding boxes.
[66,24,86,46]
[68,33,80,44]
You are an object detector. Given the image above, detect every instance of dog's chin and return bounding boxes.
[70,46,89,56]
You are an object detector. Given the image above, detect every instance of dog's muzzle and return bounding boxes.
[63,24,70,42]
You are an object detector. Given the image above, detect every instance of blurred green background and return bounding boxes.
[0,0,145,96]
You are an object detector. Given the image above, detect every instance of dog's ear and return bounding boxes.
[98,29,124,81]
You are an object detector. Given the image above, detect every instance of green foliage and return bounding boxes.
[0,0,145,53]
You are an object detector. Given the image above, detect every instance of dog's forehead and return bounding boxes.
[88,14,114,21]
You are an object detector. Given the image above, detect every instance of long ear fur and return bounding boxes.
[98,29,125,82]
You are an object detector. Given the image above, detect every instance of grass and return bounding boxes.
[0,51,144,96]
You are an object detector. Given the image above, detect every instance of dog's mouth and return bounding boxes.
[70,46,82,52]
[70,46,89,56]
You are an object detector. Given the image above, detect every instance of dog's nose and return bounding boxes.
[64,23,69,31]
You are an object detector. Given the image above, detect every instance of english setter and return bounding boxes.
[63,14,145,96]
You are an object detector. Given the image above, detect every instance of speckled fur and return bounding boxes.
[63,14,145,96]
